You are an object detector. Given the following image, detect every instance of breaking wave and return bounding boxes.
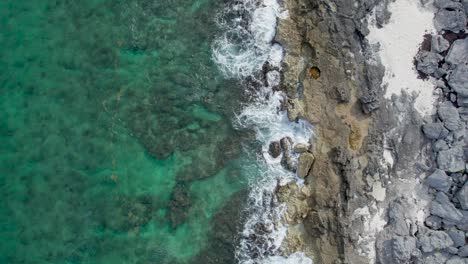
[212,0,313,263]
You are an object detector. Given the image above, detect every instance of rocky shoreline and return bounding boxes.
[270,0,468,263]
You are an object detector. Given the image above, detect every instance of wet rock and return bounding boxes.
[459,245,468,257]
[286,98,304,121]
[426,169,453,192]
[280,137,293,152]
[456,182,468,210]
[418,229,454,252]
[446,38,468,66]
[297,152,315,178]
[416,51,443,75]
[449,63,468,97]
[268,141,281,158]
[447,229,466,247]
[437,146,466,172]
[438,102,462,131]
[426,215,443,229]
[431,192,464,222]
[293,143,309,153]
[434,9,467,33]
[281,153,296,172]
[423,122,450,139]
[431,34,450,53]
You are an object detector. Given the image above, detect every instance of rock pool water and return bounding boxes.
[0,1,260,263]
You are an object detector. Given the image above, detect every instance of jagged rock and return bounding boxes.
[446,38,468,66]
[426,169,452,192]
[418,229,454,252]
[388,200,410,236]
[297,152,315,178]
[438,102,462,131]
[423,122,450,139]
[416,51,443,75]
[447,246,459,254]
[458,96,468,107]
[434,9,467,33]
[281,152,296,172]
[417,252,449,264]
[431,34,450,53]
[286,98,304,121]
[437,146,465,172]
[456,211,468,231]
[430,192,464,222]
[268,141,281,158]
[433,139,450,152]
[449,64,468,96]
[391,236,417,262]
[447,230,466,247]
[426,215,443,229]
[434,0,465,10]
[293,143,309,153]
[332,85,351,103]
[456,182,468,210]
[447,257,468,264]
[458,245,468,257]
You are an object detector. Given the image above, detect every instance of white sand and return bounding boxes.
[367,0,436,116]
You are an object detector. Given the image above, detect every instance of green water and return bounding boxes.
[0,1,257,263]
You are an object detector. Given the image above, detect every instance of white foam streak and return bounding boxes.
[213,0,313,263]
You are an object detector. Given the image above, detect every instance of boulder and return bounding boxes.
[426,169,452,192]
[433,139,449,152]
[456,182,468,210]
[392,236,417,262]
[418,229,454,252]
[430,192,464,222]
[434,9,467,33]
[459,245,468,257]
[456,210,468,231]
[293,143,309,153]
[437,146,465,172]
[297,152,315,178]
[431,34,450,53]
[268,141,281,158]
[416,51,443,75]
[434,0,465,10]
[447,229,466,247]
[449,64,468,97]
[280,137,293,152]
[422,122,450,140]
[426,215,443,230]
[438,102,462,131]
[447,257,468,264]
[446,38,468,66]
[447,246,459,254]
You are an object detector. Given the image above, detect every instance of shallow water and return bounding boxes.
[0,1,258,263]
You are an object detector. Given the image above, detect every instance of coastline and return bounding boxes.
[274,0,468,263]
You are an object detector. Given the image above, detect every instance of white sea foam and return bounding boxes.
[213,0,314,263]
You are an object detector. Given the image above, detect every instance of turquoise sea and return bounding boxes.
[0,1,261,263]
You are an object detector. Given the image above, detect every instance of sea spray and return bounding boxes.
[212,0,313,263]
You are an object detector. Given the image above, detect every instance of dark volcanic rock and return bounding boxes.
[437,146,465,172]
[445,38,468,66]
[456,181,468,210]
[432,34,451,53]
[449,63,468,96]
[423,122,450,139]
[418,229,454,253]
[426,169,452,192]
[416,51,443,75]
[438,102,462,131]
[434,8,467,33]
[430,192,464,222]
[268,141,281,158]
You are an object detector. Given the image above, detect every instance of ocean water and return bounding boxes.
[0,1,258,263]
[1,0,314,263]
